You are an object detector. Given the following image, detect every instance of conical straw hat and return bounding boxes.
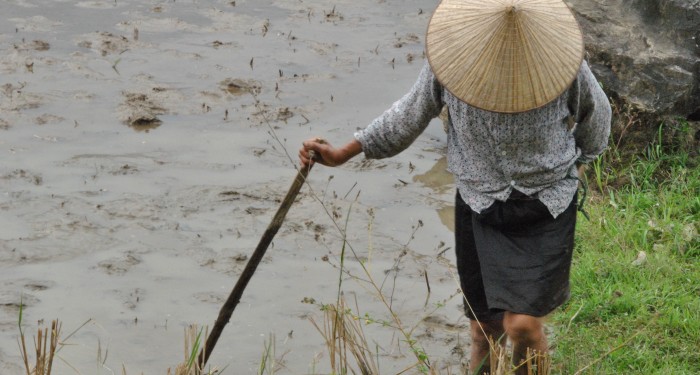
[426,0,584,113]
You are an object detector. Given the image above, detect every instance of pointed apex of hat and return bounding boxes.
[426,0,584,113]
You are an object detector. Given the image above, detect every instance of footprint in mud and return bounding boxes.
[323,6,344,22]
[192,292,225,304]
[1,83,43,112]
[307,41,339,56]
[299,220,327,242]
[219,78,261,96]
[97,252,142,276]
[109,164,139,176]
[118,92,165,131]
[12,40,51,52]
[218,188,279,203]
[210,40,237,49]
[199,250,264,276]
[34,114,65,125]
[393,33,421,48]
[22,280,54,292]
[346,158,392,171]
[112,288,144,310]
[1,169,43,186]
[422,314,467,333]
[0,290,39,316]
[77,31,130,56]
[248,102,299,125]
[244,206,268,215]
[75,1,120,9]
[0,118,9,130]
[9,15,62,33]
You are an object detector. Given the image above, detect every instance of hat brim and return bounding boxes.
[426,0,584,113]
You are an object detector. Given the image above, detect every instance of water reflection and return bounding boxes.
[413,156,455,232]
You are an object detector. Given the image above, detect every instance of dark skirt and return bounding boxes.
[455,191,577,320]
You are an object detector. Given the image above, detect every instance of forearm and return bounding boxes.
[338,138,363,164]
[300,137,362,167]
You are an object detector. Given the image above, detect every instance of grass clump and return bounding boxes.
[551,121,699,373]
[18,319,61,375]
[169,325,224,375]
[310,298,380,375]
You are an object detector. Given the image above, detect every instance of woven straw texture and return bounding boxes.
[426,0,584,113]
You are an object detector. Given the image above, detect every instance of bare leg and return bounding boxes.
[503,312,547,375]
[469,318,505,374]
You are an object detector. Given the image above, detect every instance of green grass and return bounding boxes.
[551,122,700,374]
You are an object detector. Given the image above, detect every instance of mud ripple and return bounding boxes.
[13,39,50,52]
[116,17,198,33]
[1,169,43,186]
[220,78,261,96]
[9,15,63,33]
[346,158,393,171]
[109,164,139,176]
[0,290,39,315]
[192,292,225,304]
[34,113,65,125]
[393,33,421,48]
[97,251,142,276]
[198,9,261,33]
[112,288,144,310]
[76,1,124,9]
[0,84,43,112]
[195,247,268,276]
[307,41,338,56]
[77,31,131,56]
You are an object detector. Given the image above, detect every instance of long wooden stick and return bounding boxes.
[197,161,314,370]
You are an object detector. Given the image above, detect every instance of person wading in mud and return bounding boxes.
[299,0,611,373]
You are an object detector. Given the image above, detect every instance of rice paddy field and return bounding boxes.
[1,0,698,374]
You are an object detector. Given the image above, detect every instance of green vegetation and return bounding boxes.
[551,121,700,374]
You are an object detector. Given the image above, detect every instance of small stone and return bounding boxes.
[631,251,647,266]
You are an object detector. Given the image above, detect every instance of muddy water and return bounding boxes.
[0,1,466,373]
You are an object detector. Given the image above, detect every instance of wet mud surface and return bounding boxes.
[0,1,465,373]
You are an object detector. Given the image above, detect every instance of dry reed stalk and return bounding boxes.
[524,348,551,375]
[172,324,210,375]
[34,328,44,374]
[310,298,380,375]
[483,337,551,375]
[310,304,341,371]
[47,321,58,375]
[19,319,61,375]
[20,330,30,375]
[488,339,510,375]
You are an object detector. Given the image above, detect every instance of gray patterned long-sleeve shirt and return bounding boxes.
[354,60,611,218]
